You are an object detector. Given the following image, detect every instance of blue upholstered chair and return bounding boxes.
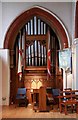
[52,88,60,96]
[52,88,60,107]
[46,88,60,109]
[16,88,28,107]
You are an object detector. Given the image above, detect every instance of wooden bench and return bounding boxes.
[59,90,78,115]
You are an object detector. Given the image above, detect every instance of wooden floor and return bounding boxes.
[1,104,78,119]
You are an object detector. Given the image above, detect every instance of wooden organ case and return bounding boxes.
[13,16,63,103]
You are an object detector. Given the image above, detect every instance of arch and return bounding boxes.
[4,6,69,49]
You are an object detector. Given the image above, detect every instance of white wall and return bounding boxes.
[76,43,78,89]
[0,56,2,116]
[0,2,2,116]
[0,49,10,105]
[1,2,72,48]
[72,44,76,89]
[67,73,72,88]
[63,71,72,90]
[1,0,74,2]
[0,2,2,49]
[71,2,76,41]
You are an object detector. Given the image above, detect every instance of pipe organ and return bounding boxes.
[14,16,63,103]
[25,16,47,66]
[25,40,47,66]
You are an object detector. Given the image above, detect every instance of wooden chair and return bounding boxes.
[64,88,72,95]
[59,90,78,115]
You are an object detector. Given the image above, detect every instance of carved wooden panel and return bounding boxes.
[39,87,47,111]
[55,75,63,90]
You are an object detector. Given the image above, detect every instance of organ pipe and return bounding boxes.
[35,40,37,66]
[44,47,46,65]
[31,44,34,66]
[26,48,28,66]
[30,19,33,35]
[38,41,41,66]
[18,16,48,67]
[34,16,37,35]
[41,22,43,35]
[28,46,31,66]
[44,23,46,35]
[42,45,44,65]
[38,19,40,35]
[28,22,30,35]
[25,24,28,35]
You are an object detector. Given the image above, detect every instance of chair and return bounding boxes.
[16,88,28,107]
[46,87,54,106]
[52,88,60,107]
[64,88,72,95]
[52,88,60,96]
[46,88,60,109]
[59,90,78,115]
[64,88,75,100]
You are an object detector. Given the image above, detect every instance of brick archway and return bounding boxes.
[4,6,69,49]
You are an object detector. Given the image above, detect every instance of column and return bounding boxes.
[72,38,78,90]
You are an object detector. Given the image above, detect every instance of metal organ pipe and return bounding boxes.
[26,48,28,66]
[25,24,28,35]
[30,19,33,35]
[34,16,37,35]
[41,22,43,35]
[38,41,41,66]
[28,46,31,66]
[35,40,37,66]
[24,16,47,66]
[41,45,44,65]
[31,44,34,66]
[44,23,46,35]
[38,19,40,35]
[28,22,30,35]
[44,47,46,65]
